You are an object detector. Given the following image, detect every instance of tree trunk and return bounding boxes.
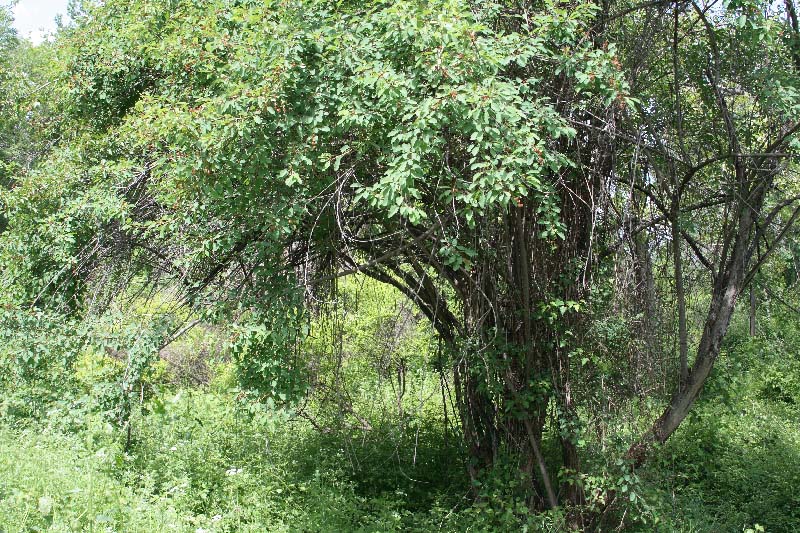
[672,212,689,390]
[629,161,764,464]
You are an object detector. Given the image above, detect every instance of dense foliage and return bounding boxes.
[1,0,800,531]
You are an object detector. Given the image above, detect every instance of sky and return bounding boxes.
[10,0,71,44]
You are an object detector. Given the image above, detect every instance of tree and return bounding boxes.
[0,5,62,225]
[1,0,799,525]
[0,3,20,190]
[610,0,800,466]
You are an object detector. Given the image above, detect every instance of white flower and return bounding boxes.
[170,446,178,451]
[195,529,208,533]
[225,467,243,476]
[212,515,222,522]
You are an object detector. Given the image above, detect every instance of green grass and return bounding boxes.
[3,312,800,533]
[0,424,187,532]
[0,388,477,533]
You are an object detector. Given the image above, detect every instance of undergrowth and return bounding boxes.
[1,308,799,532]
